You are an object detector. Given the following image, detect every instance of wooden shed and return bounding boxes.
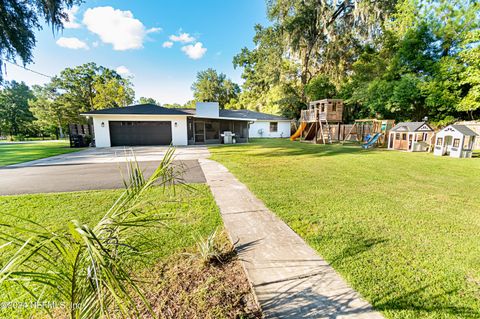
[387,121,434,152]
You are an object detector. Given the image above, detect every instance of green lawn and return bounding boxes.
[210,139,480,319]
[0,185,222,317]
[0,141,81,166]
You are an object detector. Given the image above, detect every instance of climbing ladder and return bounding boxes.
[317,113,332,144]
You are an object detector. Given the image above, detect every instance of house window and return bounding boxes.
[437,137,443,146]
[453,138,460,148]
[270,122,278,132]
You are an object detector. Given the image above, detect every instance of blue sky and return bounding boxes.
[5,0,269,104]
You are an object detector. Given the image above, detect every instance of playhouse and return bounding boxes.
[433,125,477,158]
[388,121,434,152]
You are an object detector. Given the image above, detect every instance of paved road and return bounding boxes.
[10,145,210,167]
[0,160,205,195]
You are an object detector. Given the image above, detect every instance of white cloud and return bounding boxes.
[63,5,81,29]
[83,6,159,51]
[181,42,207,60]
[169,32,195,43]
[56,37,89,50]
[147,27,162,34]
[92,41,99,48]
[162,41,173,48]
[116,65,132,76]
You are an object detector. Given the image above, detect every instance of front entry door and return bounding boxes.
[194,121,205,143]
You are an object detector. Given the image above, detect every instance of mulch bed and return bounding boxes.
[136,234,263,319]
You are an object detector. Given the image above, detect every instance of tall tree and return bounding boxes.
[0,0,81,81]
[30,63,135,129]
[93,77,135,109]
[29,84,78,138]
[191,68,240,108]
[53,62,133,113]
[0,81,34,136]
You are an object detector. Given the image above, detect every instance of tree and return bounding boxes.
[93,77,135,109]
[0,81,34,136]
[191,68,240,108]
[0,0,81,82]
[266,0,397,97]
[304,75,337,101]
[53,62,133,113]
[456,29,480,119]
[29,84,78,138]
[138,97,160,105]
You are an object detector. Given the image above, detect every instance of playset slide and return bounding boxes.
[290,122,307,141]
[362,133,382,149]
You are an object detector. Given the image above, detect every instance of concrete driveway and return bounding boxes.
[1,146,209,195]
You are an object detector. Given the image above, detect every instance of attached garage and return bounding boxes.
[109,121,172,146]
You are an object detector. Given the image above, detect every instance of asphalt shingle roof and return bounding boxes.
[82,104,190,115]
[82,104,290,121]
[177,108,290,121]
[219,109,289,121]
[451,125,478,136]
[390,121,433,132]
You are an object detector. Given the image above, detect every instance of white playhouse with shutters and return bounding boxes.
[433,125,477,158]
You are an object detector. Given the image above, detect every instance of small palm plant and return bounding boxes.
[0,147,180,318]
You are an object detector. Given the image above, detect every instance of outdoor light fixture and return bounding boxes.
[174,122,178,127]
[101,122,105,127]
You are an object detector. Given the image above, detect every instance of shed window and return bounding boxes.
[436,137,443,145]
[332,102,337,112]
[395,133,400,139]
[270,122,278,132]
[453,138,460,148]
[402,133,407,140]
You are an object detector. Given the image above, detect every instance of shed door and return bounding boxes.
[109,121,172,146]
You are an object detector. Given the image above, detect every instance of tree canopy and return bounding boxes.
[0,81,35,136]
[0,0,82,82]
[191,68,240,109]
[233,0,480,123]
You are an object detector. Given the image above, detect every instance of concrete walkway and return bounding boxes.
[199,158,383,319]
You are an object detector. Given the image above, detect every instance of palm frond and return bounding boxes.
[0,146,182,318]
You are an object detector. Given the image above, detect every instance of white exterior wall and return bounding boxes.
[91,115,188,147]
[249,120,291,138]
[434,126,469,158]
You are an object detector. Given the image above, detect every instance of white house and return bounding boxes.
[388,121,434,152]
[433,125,477,158]
[82,102,291,147]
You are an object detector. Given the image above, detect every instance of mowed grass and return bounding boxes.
[0,185,221,317]
[210,139,480,319]
[0,141,81,166]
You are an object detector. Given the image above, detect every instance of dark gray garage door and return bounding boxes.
[109,121,172,146]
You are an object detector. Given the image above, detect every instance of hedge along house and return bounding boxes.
[82,102,291,147]
[387,121,434,152]
[433,125,477,158]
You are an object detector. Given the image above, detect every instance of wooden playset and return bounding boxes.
[290,99,344,144]
[290,99,395,148]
